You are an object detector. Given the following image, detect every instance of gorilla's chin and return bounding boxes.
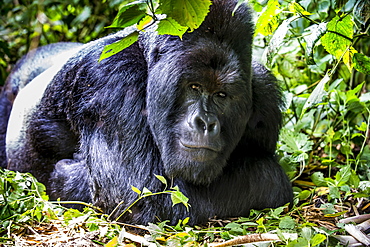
[164,150,226,185]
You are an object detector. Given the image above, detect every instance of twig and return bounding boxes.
[344,224,370,246]
[119,227,156,247]
[209,233,297,247]
[334,235,362,246]
[339,214,370,224]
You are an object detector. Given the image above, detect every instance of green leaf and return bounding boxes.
[348,169,360,188]
[108,2,147,28]
[263,16,298,68]
[321,15,355,69]
[131,185,141,195]
[142,187,152,196]
[311,172,327,187]
[170,186,190,211]
[280,128,314,153]
[157,17,188,38]
[335,165,351,186]
[279,216,296,229]
[255,0,281,36]
[155,174,168,186]
[301,227,312,242]
[353,53,370,75]
[159,0,212,31]
[271,205,285,218]
[298,190,311,200]
[288,1,311,15]
[99,31,139,62]
[328,185,340,200]
[301,74,330,116]
[310,234,326,246]
[357,122,368,132]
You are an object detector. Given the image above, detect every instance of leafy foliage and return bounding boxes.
[0,0,121,85]
[1,0,370,246]
[98,0,212,61]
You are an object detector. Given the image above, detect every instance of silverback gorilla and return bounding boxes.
[1,0,293,225]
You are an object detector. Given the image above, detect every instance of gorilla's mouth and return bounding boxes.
[179,140,221,152]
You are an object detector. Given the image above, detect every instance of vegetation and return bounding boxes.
[1,0,370,246]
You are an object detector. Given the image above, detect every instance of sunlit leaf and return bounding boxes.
[159,0,212,31]
[255,0,281,36]
[142,187,152,195]
[301,74,330,116]
[155,174,167,186]
[157,17,188,38]
[321,15,355,69]
[137,15,153,30]
[99,31,139,62]
[170,186,190,210]
[131,185,142,195]
[310,234,326,246]
[288,1,311,15]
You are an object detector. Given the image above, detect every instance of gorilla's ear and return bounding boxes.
[244,62,283,154]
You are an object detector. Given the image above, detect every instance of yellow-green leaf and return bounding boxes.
[131,185,141,195]
[288,1,311,15]
[159,0,212,32]
[321,15,355,69]
[255,0,282,36]
[99,31,139,62]
[157,17,188,38]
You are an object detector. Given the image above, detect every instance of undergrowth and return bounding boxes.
[1,0,370,246]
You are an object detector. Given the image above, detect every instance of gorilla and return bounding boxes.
[1,0,293,225]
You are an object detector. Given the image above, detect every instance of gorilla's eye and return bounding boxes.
[190,84,202,91]
[216,92,227,98]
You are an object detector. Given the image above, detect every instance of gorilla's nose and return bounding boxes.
[192,113,220,137]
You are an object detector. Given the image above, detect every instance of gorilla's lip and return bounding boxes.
[179,140,221,152]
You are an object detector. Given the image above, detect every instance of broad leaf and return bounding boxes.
[108,2,147,28]
[321,15,356,69]
[301,74,330,116]
[279,216,296,229]
[353,53,370,75]
[99,31,139,61]
[157,17,188,38]
[263,16,297,67]
[159,0,211,31]
[310,234,326,246]
[255,0,281,36]
[170,186,190,210]
[155,174,168,186]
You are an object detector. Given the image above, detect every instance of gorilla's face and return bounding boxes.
[147,39,252,185]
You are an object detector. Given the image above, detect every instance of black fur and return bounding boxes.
[3,0,292,225]
[0,42,83,168]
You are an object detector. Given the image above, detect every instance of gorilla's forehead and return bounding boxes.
[179,47,244,83]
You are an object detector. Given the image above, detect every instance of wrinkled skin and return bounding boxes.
[2,0,293,225]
